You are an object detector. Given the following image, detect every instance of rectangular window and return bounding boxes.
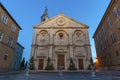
[116,6,120,17]
[0,31,3,41]
[114,6,120,17]
[109,20,113,27]
[1,14,8,24]
[118,26,120,30]
[107,18,113,27]
[111,32,116,43]
[7,37,13,47]
[11,24,16,32]
[116,50,119,56]
[106,39,109,46]
[4,54,8,60]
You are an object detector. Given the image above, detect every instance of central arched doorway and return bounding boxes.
[57,54,65,70]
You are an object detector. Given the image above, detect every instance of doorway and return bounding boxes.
[38,59,44,70]
[78,58,84,70]
[57,54,65,69]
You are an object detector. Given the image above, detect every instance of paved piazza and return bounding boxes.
[0,71,120,80]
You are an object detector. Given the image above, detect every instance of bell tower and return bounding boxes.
[41,7,49,22]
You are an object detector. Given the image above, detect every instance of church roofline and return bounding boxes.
[34,13,89,29]
[59,13,89,28]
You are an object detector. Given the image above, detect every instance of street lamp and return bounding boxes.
[95,58,99,70]
[95,58,99,64]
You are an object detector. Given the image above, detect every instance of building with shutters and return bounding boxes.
[93,0,120,70]
[0,3,22,71]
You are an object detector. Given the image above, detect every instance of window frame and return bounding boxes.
[11,24,16,32]
[4,54,8,60]
[7,37,13,47]
[1,14,8,24]
[107,18,113,27]
[114,6,120,17]
[0,31,3,42]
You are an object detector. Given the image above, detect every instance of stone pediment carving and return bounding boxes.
[34,14,88,29]
[56,17,66,26]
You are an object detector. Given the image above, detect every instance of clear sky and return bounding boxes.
[0,0,111,61]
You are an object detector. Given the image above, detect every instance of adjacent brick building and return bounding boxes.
[0,3,22,71]
[93,0,120,70]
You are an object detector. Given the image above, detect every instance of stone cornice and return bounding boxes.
[34,26,88,29]
[31,44,91,47]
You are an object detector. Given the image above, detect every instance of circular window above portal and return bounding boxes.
[56,17,66,26]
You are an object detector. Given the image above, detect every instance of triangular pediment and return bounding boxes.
[34,13,89,29]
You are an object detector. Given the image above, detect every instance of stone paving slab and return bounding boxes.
[0,72,120,80]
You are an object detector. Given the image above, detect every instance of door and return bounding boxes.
[78,59,84,70]
[38,59,44,70]
[57,54,64,69]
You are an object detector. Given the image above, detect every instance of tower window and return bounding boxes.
[43,18,45,21]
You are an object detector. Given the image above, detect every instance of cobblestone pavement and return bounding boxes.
[0,71,120,80]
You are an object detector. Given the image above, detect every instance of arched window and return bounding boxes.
[55,30,67,39]
[39,30,48,40]
[59,33,64,38]
[76,32,81,37]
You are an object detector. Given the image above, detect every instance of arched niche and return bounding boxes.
[54,30,68,45]
[37,30,49,45]
[73,30,85,45]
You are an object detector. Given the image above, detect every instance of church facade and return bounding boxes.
[30,8,92,70]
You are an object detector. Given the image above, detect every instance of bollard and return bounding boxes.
[59,70,63,76]
[25,67,29,76]
[91,65,96,77]
[58,66,64,76]
[91,71,96,77]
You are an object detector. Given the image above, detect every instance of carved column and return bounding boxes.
[49,46,53,59]
[69,32,73,58]
[70,46,73,58]
[49,30,53,59]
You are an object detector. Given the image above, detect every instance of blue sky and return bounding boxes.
[0,0,111,61]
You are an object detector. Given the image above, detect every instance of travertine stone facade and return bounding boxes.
[93,0,120,70]
[0,3,21,71]
[31,14,92,70]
